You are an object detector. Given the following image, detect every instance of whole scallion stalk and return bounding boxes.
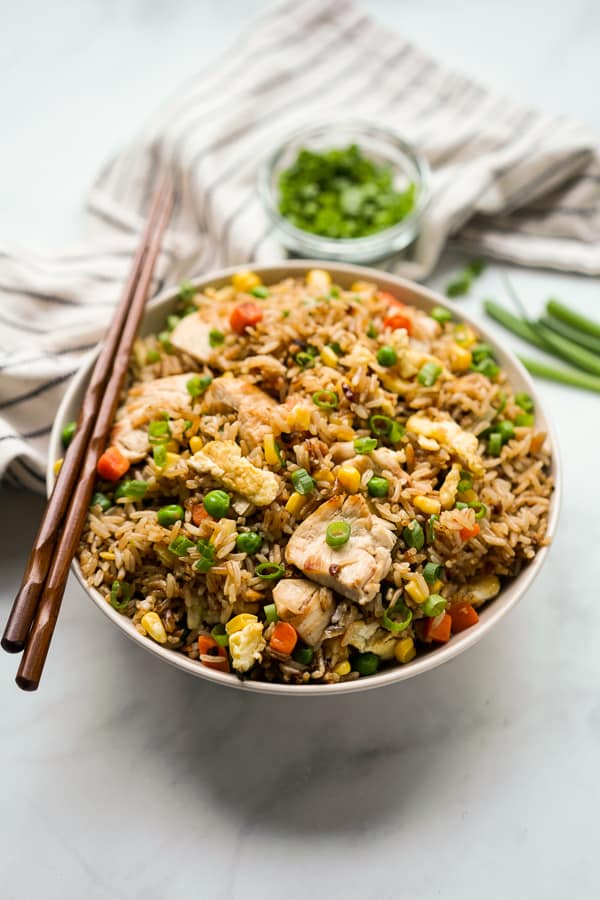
[547,299,600,340]
[519,356,600,393]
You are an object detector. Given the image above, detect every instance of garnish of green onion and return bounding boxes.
[354,437,378,454]
[426,514,439,543]
[471,357,500,379]
[417,361,443,386]
[496,420,515,443]
[211,624,229,646]
[115,480,148,500]
[326,520,351,548]
[148,419,170,442]
[382,600,412,633]
[90,491,112,513]
[469,500,488,520]
[423,561,444,586]
[168,536,194,557]
[312,389,339,409]
[514,413,534,427]
[61,420,76,448]
[166,314,180,332]
[422,593,446,617]
[110,580,132,611]
[291,468,316,495]
[514,391,534,413]
[328,341,344,356]
[367,322,378,339]
[430,306,453,325]
[368,414,394,436]
[402,520,424,550]
[208,328,225,347]
[457,471,473,493]
[292,646,314,665]
[146,349,161,364]
[153,444,167,468]
[518,356,600,393]
[250,285,269,298]
[446,273,472,298]
[186,374,213,398]
[546,298,600,339]
[255,562,285,580]
[158,331,174,353]
[488,432,503,456]
[264,603,279,625]
[195,539,216,573]
[389,421,405,443]
[179,280,196,303]
[295,351,315,368]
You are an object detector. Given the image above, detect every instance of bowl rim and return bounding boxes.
[257,120,431,255]
[50,260,561,696]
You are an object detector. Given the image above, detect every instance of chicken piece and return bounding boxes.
[285,495,396,604]
[272,578,334,646]
[406,414,483,475]
[204,375,278,448]
[342,620,396,660]
[369,447,406,475]
[170,310,228,364]
[110,373,195,462]
[189,440,280,507]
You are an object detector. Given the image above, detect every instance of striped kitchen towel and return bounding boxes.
[2,0,600,491]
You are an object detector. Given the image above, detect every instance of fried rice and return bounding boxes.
[76,268,553,684]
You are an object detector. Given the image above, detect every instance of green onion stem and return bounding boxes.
[518,356,600,393]
[539,315,600,355]
[546,298,600,340]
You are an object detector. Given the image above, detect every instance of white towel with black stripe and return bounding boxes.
[2,0,600,491]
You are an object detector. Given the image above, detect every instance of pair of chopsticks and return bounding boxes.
[2,175,174,691]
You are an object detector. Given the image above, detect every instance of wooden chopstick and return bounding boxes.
[2,176,173,655]
[11,180,173,690]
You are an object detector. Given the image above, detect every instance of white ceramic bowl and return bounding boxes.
[50,261,560,695]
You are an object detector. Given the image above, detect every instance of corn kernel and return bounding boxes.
[334,660,351,677]
[285,491,306,516]
[459,489,478,503]
[226,613,258,635]
[313,468,335,485]
[263,434,281,466]
[306,268,331,293]
[351,280,374,292]
[395,637,416,664]
[141,611,167,644]
[449,343,472,372]
[53,457,63,475]
[165,452,181,469]
[454,324,477,348]
[337,464,361,493]
[413,495,441,515]
[334,425,356,441]
[287,405,312,431]
[232,270,261,292]
[405,577,429,605]
[189,436,203,454]
[320,345,339,368]
[99,551,116,561]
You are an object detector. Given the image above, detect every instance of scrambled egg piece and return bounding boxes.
[440,463,461,509]
[189,440,280,506]
[228,621,266,672]
[342,620,396,660]
[406,414,483,475]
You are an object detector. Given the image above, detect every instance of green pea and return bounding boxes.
[367,476,389,498]
[235,531,263,554]
[353,651,379,676]
[376,345,397,367]
[157,504,185,526]
[203,489,230,518]
[61,421,76,448]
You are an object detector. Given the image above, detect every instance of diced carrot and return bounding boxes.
[270,621,297,655]
[378,290,403,307]
[459,522,480,542]
[423,611,452,644]
[450,603,479,634]
[191,503,210,526]
[383,313,412,334]
[97,446,130,481]
[198,634,230,672]
[229,302,263,334]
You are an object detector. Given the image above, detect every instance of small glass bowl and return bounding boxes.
[258,121,430,264]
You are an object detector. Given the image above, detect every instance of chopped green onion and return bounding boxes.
[376,345,397,367]
[353,651,379,676]
[291,468,316,495]
[110,580,132,611]
[157,504,185,526]
[264,603,278,625]
[292,645,314,665]
[195,539,215,573]
[368,414,393,436]
[183,419,192,432]
[471,357,500,379]
[115,479,148,500]
[61,421,76,448]
[90,491,112,512]
[148,419,170,442]
[426,514,439,544]
[146,349,161,364]
[468,258,486,277]
[446,273,472,297]
[211,624,229,647]
[389,421,405,444]
[328,341,343,356]
[179,280,196,303]
[423,561,444,586]
[417,361,443,387]
[167,314,181,332]
[422,593,446,617]
[235,531,263,554]
[367,475,389,498]
[430,306,453,325]
[203,489,230,518]
[282,310,290,319]
[295,351,315,368]
[514,412,534,427]
[250,285,269,298]
[367,322,378,339]
[455,501,468,509]
[326,520,351,548]
[403,520,424,550]
[382,600,412,633]
[168,535,194,557]
[469,500,488,520]
[255,562,285,580]
[208,328,225,347]
[493,391,507,416]
[354,437,378,454]
[153,444,167,468]
[457,471,473,493]
[496,420,515,443]
[488,433,503,456]
[186,374,213,398]
[312,389,338,409]
[514,391,534,413]
[158,331,173,353]
[329,287,340,298]
[471,343,494,365]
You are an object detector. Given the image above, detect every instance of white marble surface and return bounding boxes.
[1,2,599,898]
